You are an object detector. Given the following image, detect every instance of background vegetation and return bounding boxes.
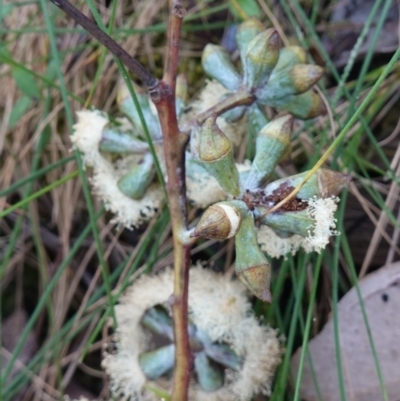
[1,0,399,399]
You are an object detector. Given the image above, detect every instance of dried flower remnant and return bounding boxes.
[71,110,164,228]
[103,268,282,401]
[256,196,340,258]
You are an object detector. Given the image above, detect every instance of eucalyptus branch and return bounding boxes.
[150,1,192,400]
[48,0,158,88]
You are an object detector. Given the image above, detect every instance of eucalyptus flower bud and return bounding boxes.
[235,213,272,302]
[194,351,224,392]
[195,116,241,196]
[264,168,352,200]
[260,90,326,119]
[205,343,242,371]
[255,208,314,237]
[191,200,247,240]
[256,64,324,102]
[202,44,242,91]
[99,127,149,154]
[139,344,175,380]
[141,306,173,340]
[117,153,154,199]
[236,18,265,66]
[246,115,293,190]
[176,73,188,118]
[117,82,162,139]
[243,29,280,89]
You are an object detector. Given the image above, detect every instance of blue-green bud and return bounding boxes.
[235,213,272,302]
[195,116,241,196]
[243,29,280,90]
[194,352,224,392]
[202,44,242,91]
[99,127,149,154]
[117,153,154,199]
[246,115,293,190]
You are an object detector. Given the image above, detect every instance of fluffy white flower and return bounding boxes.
[71,110,163,229]
[103,267,282,401]
[257,196,339,258]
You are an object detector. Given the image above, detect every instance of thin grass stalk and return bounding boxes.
[292,253,323,401]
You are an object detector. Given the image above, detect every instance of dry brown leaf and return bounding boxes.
[291,262,400,401]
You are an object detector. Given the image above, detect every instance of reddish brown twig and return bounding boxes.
[150,1,192,400]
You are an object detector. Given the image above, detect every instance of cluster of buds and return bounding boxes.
[103,268,282,401]
[190,112,350,302]
[72,18,351,302]
[202,18,326,121]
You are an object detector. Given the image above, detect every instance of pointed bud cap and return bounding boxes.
[198,116,232,162]
[237,263,272,303]
[318,169,352,197]
[290,64,324,94]
[196,116,241,196]
[202,44,242,91]
[258,114,293,144]
[191,201,246,240]
[236,18,265,63]
[244,29,280,89]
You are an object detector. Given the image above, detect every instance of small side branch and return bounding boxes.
[48,0,158,88]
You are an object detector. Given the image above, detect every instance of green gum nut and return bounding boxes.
[194,352,224,392]
[117,82,162,140]
[141,307,174,340]
[191,200,247,240]
[99,127,149,154]
[197,116,241,196]
[235,213,272,302]
[201,44,242,91]
[175,73,188,118]
[236,18,265,66]
[246,114,293,190]
[117,153,155,199]
[256,64,324,102]
[256,208,314,237]
[139,344,175,380]
[264,168,352,200]
[243,29,280,90]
